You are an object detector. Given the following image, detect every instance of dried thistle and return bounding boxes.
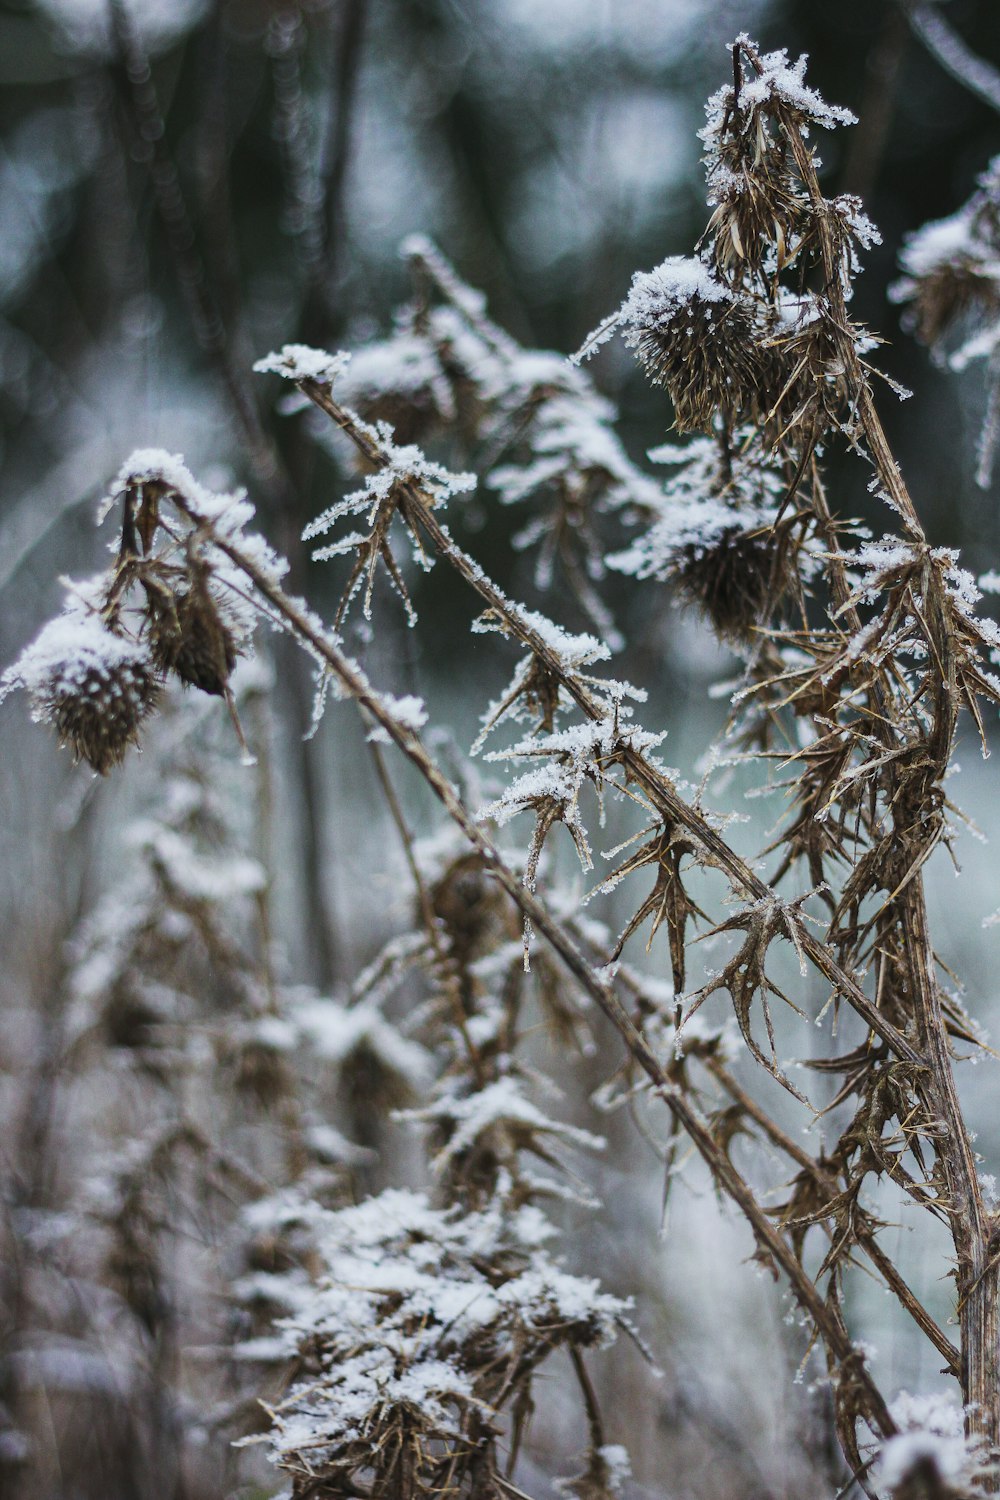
[607,432,800,640]
[145,559,239,697]
[2,603,160,774]
[584,256,763,434]
[700,39,857,286]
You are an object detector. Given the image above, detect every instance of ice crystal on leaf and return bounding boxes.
[282,235,657,641]
[472,606,613,750]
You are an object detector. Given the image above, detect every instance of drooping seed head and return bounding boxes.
[4,608,160,773]
[146,569,238,697]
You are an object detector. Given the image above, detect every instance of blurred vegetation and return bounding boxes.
[0,0,997,967]
[3,7,1000,1498]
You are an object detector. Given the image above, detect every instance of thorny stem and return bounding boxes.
[366,736,487,1087]
[291,108,1000,1448]
[568,1346,606,1460]
[300,379,923,1069]
[170,494,899,1448]
[705,1057,960,1374]
[783,98,998,1447]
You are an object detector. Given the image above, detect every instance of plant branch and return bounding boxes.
[296,379,925,1068]
[170,493,898,1446]
[902,1,1000,118]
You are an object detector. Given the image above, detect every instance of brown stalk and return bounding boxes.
[705,1056,959,1375]
[298,379,923,1070]
[166,492,899,1450]
[366,737,487,1089]
[779,99,998,1447]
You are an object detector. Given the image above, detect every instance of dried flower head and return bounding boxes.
[608,434,795,641]
[756,295,858,445]
[145,561,239,698]
[336,328,457,447]
[253,1187,629,1499]
[701,37,856,285]
[614,257,763,433]
[893,156,1000,350]
[673,522,778,639]
[2,604,160,773]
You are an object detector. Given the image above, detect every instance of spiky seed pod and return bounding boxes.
[4,610,161,774]
[618,258,763,434]
[51,657,159,773]
[703,128,806,281]
[338,334,453,448]
[147,571,238,697]
[908,260,1000,349]
[672,523,777,641]
[608,434,792,642]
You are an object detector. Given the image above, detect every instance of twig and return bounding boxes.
[169,492,899,1443]
[298,380,925,1069]
[902,1,1000,117]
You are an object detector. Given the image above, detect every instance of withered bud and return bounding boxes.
[146,566,238,697]
[893,157,1000,351]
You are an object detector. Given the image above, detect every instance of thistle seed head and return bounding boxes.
[703,129,806,282]
[231,1035,295,1107]
[147,571,238,697]
[618,257,763,433]
[51,658,159,773]
[673,523,777,641]
[5,608,160,774]
[757,303,853,446]
[909,261,1000,348]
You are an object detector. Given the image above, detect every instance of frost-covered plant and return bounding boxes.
[10,31,1000,1500]
[0,668,392,1497]
[893,154,1000,488]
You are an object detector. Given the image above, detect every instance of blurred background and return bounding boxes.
[2,1,1000,1497]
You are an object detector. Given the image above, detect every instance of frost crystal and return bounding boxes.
[248,1187,629,1494]
[878,1391,987,1496]
[253,344,352,385]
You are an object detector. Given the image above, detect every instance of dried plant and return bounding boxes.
[9,31,1000,1500]
[892,154,1000,488]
